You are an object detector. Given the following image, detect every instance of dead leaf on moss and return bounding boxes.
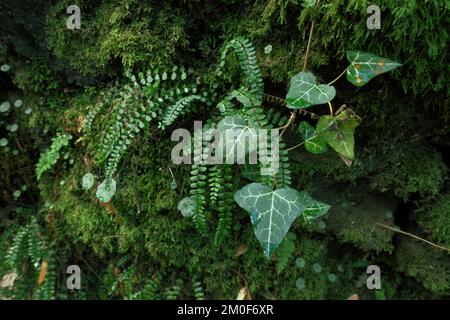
[0,272,18,288]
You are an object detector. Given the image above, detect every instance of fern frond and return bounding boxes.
[217,37,264,101]
[35,133,72,180]
[276,233,296,274]
[159,95,201,129]
[214,165,234,245]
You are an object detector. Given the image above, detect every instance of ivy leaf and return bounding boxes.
[234,183,305,257]
[82,173,94,190]
[217,115,258,163]
[298,121,327,154]
[178,197,196,218]
[346,51,401,87]
[298,191,331,223]
[286,72,336,109]
[96,178,116,203]
[316,108,362,161]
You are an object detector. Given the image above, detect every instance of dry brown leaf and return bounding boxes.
[0,272,18,288]
[37,260,47,286]
[235,244,248,257]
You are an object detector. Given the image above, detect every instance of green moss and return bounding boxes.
[369,145,446,199]
[415,195,450,246]
[45,0,188,77]
[395,238,450,295]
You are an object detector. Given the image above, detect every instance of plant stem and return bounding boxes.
[302,0,320,71]
[327,67,348,85]
[286,141,305,152]
[328,101,333,115]
[376,223,450,253]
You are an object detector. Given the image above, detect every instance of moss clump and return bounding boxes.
[414,195,450,246]
[369,145,446,199]
[395,238,450,295]
[45,0,188,77]
[321,187,397,253]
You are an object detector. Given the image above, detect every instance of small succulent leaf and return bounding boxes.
[316,108,362,160]
[82,173,94,190]
[297,191,331,223]
[217,115,258,163]
[286,72,336,109]
[234,183,305,257]
[346,50,401,87]
[298,121,328,154]
[96,178,116,203]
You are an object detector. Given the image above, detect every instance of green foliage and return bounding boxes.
[276,232,296,273]
[1,218,55,300]
[346,51,401,87]
[316,108,362,161]
[286,72,336,109]
[217,37,264,101]
[35,133,72,180]
[395,238,450,294]
[45,0,188,77]
[415,195,450,246]
[298,121,327,154]
[234,182,324,257]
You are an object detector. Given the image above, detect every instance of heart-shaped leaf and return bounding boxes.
[217,115,258,163]
[96,178,116,203]
[317,108,361,161]
[298,121,327,154]
[298,191,331,223]
[286,72,336,109]
[234,183,305,257]
[346,51,401,87]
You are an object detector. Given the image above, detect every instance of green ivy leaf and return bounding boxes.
[96,178,116,203]
[346,51,401,87]
[298,121,327,154]
[298,191,331,223]
[82,173,94,190]
[217,115,258,163]
[234,183,305,257]
[317,108,361,161]
[286,72,336,109]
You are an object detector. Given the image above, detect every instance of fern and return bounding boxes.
[159,95,202,129]
[217,37,264,101]
[214,165,234,245]
[35,133,72,180]
[164,279,183,300]
[276,233,296,274]
[192,279,205,300]
[189,134,208,234]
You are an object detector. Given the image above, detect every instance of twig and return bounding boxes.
[376,223,450,253]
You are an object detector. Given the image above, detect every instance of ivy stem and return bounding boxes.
[376,223,450,253]
[286,141,305,152]
[302,0,320,72]
[328,101,334,115]
[327,67,348,86]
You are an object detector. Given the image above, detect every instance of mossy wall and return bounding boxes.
[1,0,449,299]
